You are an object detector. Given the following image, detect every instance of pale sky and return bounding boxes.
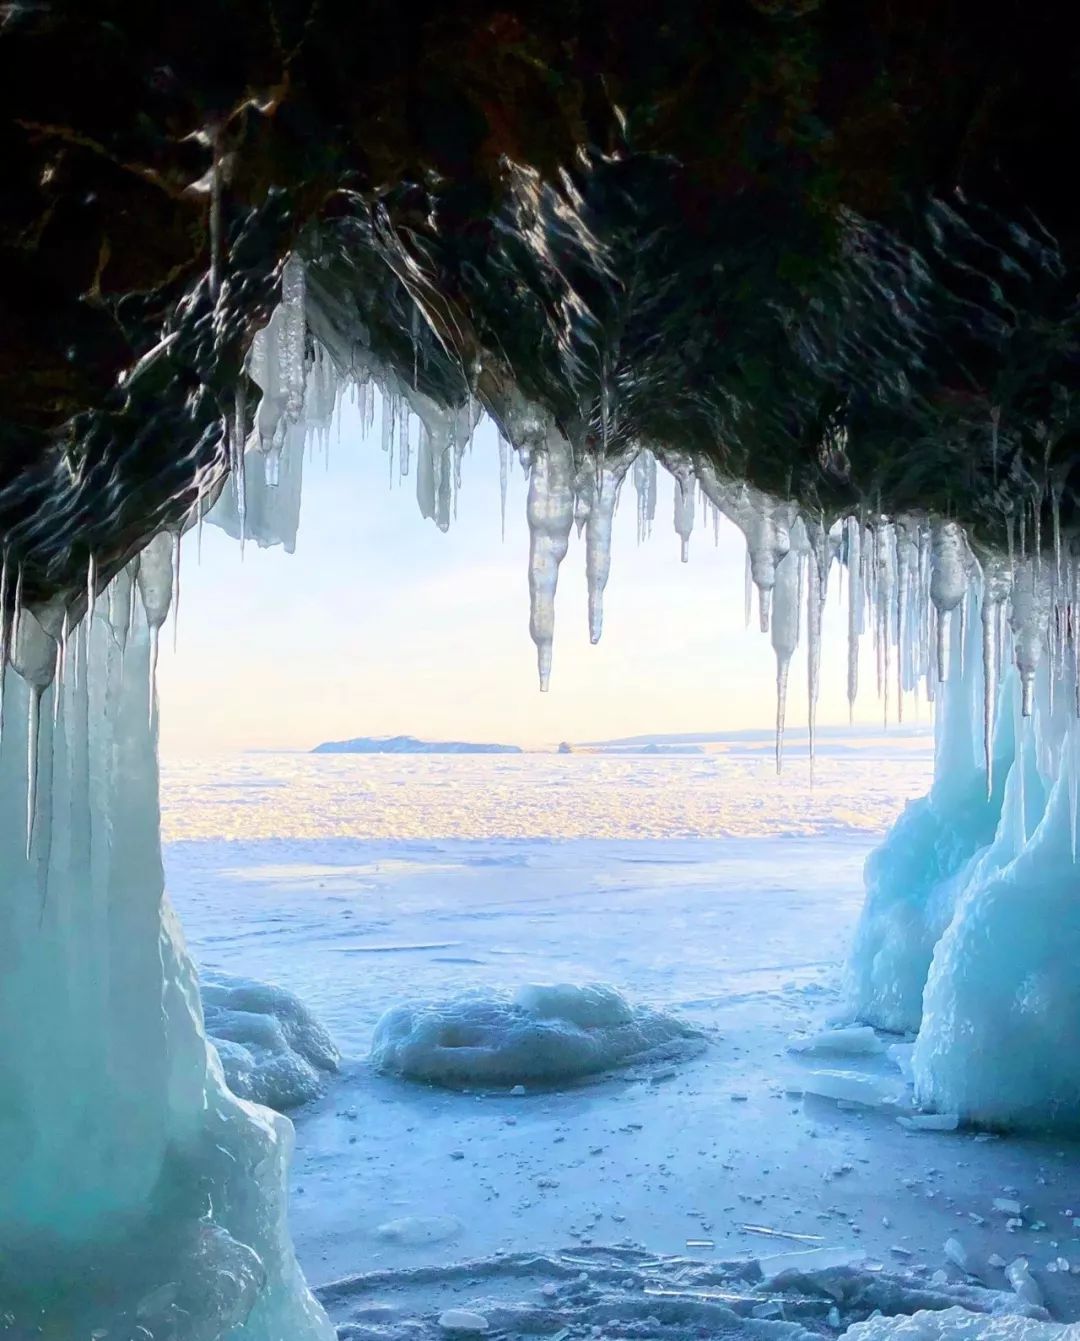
[157,396,924,757]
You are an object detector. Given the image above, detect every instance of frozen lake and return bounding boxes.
[163,747,1080,1321]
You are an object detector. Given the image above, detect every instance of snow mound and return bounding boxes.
[370,983,704,1088]
[843,1308,1071,1339]
[202,971,340,1110]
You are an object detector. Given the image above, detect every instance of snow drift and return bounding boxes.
[370,983,704,1087]
[202,971,341,1111]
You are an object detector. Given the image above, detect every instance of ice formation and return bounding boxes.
[5,251,1080,1335]
[369,983,704,1088]
[0,555,333,1338]
[211,263,1076,1131]
[202,971,341,1112]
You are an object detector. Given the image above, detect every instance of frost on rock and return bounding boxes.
[369,983,704,1088]
[0,553,333,1341]
[202,971,341,1112]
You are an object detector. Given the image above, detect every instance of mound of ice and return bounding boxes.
[370,983,703,1088]
[202,971,340,1111]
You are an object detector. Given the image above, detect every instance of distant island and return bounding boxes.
[312,735,522,755]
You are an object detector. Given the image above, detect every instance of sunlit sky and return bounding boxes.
[157,397,928,757]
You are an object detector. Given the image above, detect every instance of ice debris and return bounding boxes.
[787,1026,884,1057]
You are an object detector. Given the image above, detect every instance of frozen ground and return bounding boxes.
[162,750,1080,1326]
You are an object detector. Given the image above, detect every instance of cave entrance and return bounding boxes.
[150,389,1078,1330]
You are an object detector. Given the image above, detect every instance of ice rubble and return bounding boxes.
[0,554,333,1338]
[202,971,341,1111]
[370,983,704,1088]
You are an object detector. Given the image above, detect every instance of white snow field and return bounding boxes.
[163,746,1080,1336]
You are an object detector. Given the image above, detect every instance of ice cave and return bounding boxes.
[3,5,1080,1339]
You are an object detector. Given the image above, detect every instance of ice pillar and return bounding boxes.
[0,576,332,1339]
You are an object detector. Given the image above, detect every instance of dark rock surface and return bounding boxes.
[3,2,1079,614]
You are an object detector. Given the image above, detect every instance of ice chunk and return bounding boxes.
[896,1113,960,1132]
[800,1069,906,1108]
[756,1244,866,1281]
[1006,1260,1043,1308]
[944,1238,969,1271]
[438,1310,489,1333]
[787,1026,884,1057]
[369,984,703,1088]
[376,1216,463,1246]
[201,971,340,1111]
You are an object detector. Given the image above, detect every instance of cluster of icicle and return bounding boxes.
[209,257,1067,780]
[0,533,176,858]
[0,254,1067,844]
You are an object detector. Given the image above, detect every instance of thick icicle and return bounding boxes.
[929,520,970,683]
[524,428,575,690]
[136,532,175,722]
[1008,557,1051,717]
[498,433,509,541]
[584,448,634,644]
[846,518,862,718]
[771,523,804,773]
[9,608,55,857]
[980,555,1011,793]
[672,467,695,563]
[633,449,657,543]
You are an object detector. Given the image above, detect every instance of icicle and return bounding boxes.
[806,545,823,783]
[136,532,175,725]
[498,434,509,541]
[86,552,97,624]
[929,520,969,682]
[585,453,633,643]
[1053,477,1064,589]
[771,531,803,775]
[673,470,695,563]
[633,450,657,543]
[9,607,56,858]
[1009,557,1051,717]
[233,383,247,546]
[280,254,307,424]
[980,557,1010,796]
[52,608,68,729]
[744,549,753,629]
[171,529,181,652]
[846,518,862,720]
[526,431,575,690]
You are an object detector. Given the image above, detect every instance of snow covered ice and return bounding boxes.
[370,983,704,1088]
